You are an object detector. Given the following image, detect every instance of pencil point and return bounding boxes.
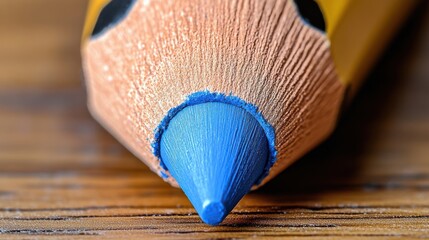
[160,102,269,225]
[201,200,226,225]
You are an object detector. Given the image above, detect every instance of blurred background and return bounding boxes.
[0,1,148,176]
[0,0,86,89]
[0,0,428,237]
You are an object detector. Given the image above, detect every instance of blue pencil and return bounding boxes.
[81,0,416,225]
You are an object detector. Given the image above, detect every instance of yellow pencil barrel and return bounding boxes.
[82,0,110,43]
[317,0,417,95]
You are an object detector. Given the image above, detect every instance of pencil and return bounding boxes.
[81,0,417,225]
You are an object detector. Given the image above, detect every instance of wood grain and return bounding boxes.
[82,0,344,187]
[0,0,429,239]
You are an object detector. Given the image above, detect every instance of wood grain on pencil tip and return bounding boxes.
[82,0,344,187]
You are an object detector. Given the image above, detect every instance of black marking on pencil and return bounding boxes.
[293,0,326,32]
[91,0,137,38]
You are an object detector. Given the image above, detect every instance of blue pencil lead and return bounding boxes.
[160,102,269,225]
[201,200,226,225]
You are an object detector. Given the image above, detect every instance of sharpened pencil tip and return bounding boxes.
[160,102,269,225]
[201,200,226,225]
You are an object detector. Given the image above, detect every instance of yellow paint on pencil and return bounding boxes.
[317,0,417,93]
[82,0,110,43]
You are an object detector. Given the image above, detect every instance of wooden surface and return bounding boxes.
[0,1,428,239]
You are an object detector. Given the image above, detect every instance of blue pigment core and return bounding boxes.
[152,91,277,184]
[158,101,271,225]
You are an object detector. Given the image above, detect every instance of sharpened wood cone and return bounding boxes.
[160,102,269,225]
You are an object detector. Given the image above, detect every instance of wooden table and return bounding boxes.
[1,1,428,239]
